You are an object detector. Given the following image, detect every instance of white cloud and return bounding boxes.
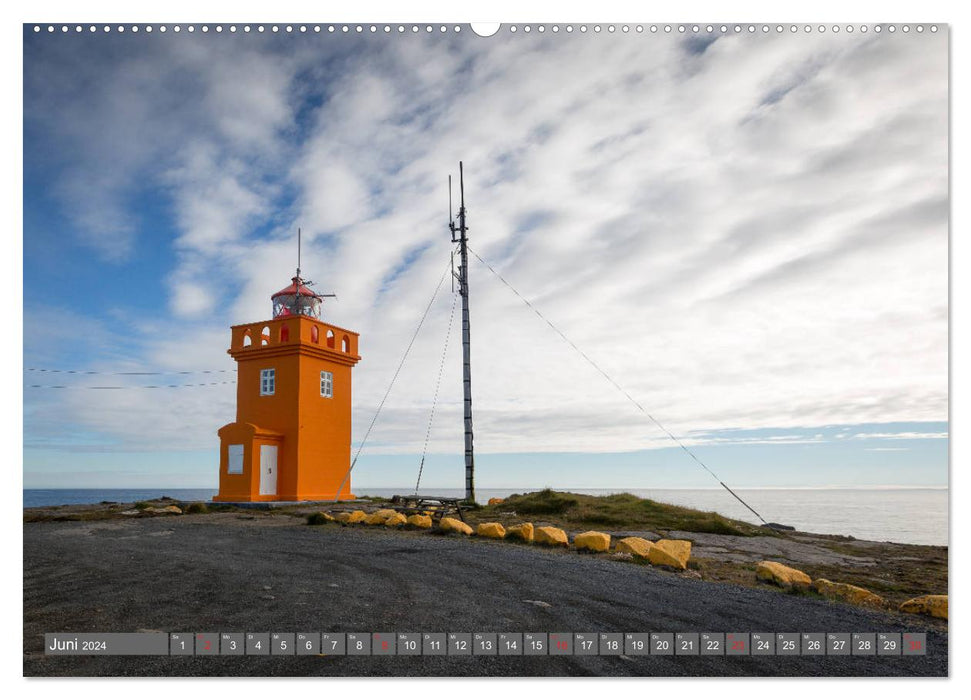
[23,30,949,461]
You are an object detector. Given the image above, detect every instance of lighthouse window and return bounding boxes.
[260,368,276,396]
[320,371,333,398]
[227,444,244,474]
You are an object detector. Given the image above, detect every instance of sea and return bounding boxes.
[23,486,948,547]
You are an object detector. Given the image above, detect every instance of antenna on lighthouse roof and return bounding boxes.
[297,227,302,279]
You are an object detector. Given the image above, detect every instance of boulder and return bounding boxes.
[899,594,948,620]
[406,514,433,529]
[535,526,569,547]
[439,517,473,535]
[813,579,885,607]
[506,523,534,543]
[383,512,407,527]
[648,539,692,570]
[487,497,505,506]
[306,512,336,525]
[146,505,182,515]
[477,522,507,539]
[365,509,398,525]
[336,510,367,524]
[616,536,654,559]
[756,560,811,590]
[574,531,611,552]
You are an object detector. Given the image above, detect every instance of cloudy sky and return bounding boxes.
[22,25,948,494]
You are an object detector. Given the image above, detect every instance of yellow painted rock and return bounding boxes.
[440,517,473,535]
[899,594,948,620]
[756,561,811,589]
[814,579,885,607]
[648,539,692,570]
[364,508,398,525]
[506,523,534,542]
[383,512,407,527]
[535,526,569,547]
[574,531,611,552]
[337,510,367,524]
[616,537,654,558]
[487,497,505,506]
[406,514,433,529]
[477,522,507,539]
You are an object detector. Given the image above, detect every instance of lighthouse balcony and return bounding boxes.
[230,317,359,358]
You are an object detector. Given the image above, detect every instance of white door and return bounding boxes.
[259,445,278,496]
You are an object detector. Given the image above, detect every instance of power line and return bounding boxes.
[468,246,769,526]
[26,381,236,389]
[332,253,456,502]
[26,368,236,375]
[415,290,459,494]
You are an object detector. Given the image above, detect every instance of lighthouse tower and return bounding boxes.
[214,265,361,502]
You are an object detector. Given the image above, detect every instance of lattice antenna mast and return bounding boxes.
[449,162,476,503]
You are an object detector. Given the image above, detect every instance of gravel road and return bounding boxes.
[24,514,947,677]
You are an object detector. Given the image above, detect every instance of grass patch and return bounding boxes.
[186,503,209,515]
[502,489,579,515]
[478,490,763,536]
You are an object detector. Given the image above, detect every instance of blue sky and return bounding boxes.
[22,25,948,491]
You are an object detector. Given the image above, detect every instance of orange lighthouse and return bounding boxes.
[214,262,361,502]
